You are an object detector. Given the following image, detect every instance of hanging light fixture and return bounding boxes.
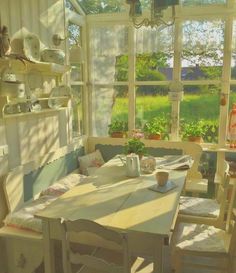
[126,0,179,29]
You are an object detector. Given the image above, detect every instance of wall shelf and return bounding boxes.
[0,58,70,76]
[2,107,68,119]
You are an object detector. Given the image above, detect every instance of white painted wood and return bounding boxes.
[0,140,86,273]
[3,166,24,212]
[62,219,130,273]
[87,136,203,181]
[128,25,136,132]
[178,162,232,229]
[5,235,43,273]
[0,140,86,225]
[35,157,187,273]
[172,208,236,273]
[0,120,7,148]
[219,17,233,146]
[171,20,182,141]
[81,23,89,136]
[5,118,21,169]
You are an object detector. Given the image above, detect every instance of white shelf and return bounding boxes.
[2,107,67,119]
[0,58,70,76]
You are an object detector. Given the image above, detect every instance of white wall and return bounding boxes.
[0,0,72,172]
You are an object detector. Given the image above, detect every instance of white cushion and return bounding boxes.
[179,196,219,218]
[4,195,57,233]
[78,150,105,175]
[175,223,227,253]
[40,173,86,197]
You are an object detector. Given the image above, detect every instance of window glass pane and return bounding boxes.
[91,25,128,83]
[135,26,174,81]
[71,64,82,82]
[77,0,126,14]
[182,20,224,80]
[229,85,236,108]
[71,85,84,137]
[180,85,220,143]
[231,21,236,79]
[135,85,171,140]
[92,86,128,136]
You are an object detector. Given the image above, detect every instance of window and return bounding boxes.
[85,4,236,145]
[180,85,220,143]
[182,20,224,81]
[90,25,128,136]
[68,22,84,137]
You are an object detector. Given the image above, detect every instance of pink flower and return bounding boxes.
[131,129,144,139]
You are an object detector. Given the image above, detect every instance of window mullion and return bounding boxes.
[219,17,233,145]
[171,19,182,141]
[128,25,136,132]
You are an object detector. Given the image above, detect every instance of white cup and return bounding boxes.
[156,170,169,187]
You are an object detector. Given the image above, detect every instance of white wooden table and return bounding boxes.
[35,157,187,273]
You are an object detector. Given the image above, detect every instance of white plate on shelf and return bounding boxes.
[48,85,71,109]
[23,34,40,62]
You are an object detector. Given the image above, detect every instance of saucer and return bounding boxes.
[148,181,177,193]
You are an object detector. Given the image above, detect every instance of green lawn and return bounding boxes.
[111,94,222,122]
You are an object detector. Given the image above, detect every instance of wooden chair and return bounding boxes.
[171,185,236,273]
[61,219,131,273]
[178,161,231,229]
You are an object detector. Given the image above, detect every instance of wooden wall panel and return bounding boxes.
[1,0,66,47]
[0,0,70,169]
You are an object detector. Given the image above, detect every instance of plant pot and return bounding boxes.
[188,136,202,143]
[148,133,161,140]
[110,132,124,138]
[138,154,143,160]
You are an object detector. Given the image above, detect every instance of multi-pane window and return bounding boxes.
[134,26,174,138]
[182,20,224,81]
[90,25,129,136]
[68,23,84,137]
[82,3,236,145]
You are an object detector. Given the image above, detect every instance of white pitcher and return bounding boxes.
[126,153,140,177]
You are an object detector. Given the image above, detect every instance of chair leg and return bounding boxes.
[227,256,234,273]
[173,251,182,273]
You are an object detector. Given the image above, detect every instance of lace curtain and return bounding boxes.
[90,24,173,136]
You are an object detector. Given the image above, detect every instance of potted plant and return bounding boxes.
[143,117,167,140]
[182,120,206,143]
[124,130,146,158]
[108,120,128,138]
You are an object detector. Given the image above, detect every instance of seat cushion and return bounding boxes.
[39,173,86,197]
[175,223,227,253]
[179,196,219,217]
[4,195,57,233]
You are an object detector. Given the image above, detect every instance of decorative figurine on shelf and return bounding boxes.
[228,103,236,148]
[0,24,11,57]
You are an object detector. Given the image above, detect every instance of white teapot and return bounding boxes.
[122,153,140,177]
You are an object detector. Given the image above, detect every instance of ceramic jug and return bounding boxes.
[126,153,140,177]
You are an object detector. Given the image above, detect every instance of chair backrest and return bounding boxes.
[216,161,230,203]
[215,161,231,226]
[87,137,203,181]
[61,219,130,273]
[225,184,236,255]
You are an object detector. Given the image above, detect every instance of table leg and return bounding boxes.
[153,237,164,273]
[42,220,55,273]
